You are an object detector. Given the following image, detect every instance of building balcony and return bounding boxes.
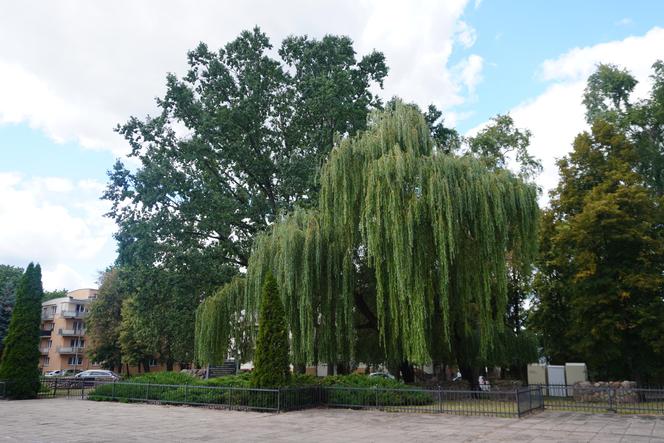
[56,346,85,354]
[40,348,51,355]
[61,311,86,319]
[58,329,85,336]
[41,312,55,320]
[40,329,53,337]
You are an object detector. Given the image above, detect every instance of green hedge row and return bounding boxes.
[87,372,433,408]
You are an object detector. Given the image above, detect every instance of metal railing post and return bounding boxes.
[146,383,150,401]
[516,388,521,417]
[608,386,615,412]
[184,384,189,403]
[112,381,116,399]
[53,378,58,398]
[438,387,443,414]
[277,388,281,413]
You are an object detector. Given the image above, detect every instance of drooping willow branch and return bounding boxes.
[195,101,538,367]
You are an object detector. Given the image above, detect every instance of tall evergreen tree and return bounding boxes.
[251,274,290,387]
[0,265,24,359]
[0,263,43,399]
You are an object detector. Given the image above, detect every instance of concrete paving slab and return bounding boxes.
[2,398,664,442]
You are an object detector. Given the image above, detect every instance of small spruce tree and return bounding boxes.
[251,274,290,387]
[0,263,43,399]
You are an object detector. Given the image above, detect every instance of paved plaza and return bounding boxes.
[2,399,664,442]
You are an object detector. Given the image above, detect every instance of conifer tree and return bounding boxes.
[251,274,290,387]
[0,263,43,399]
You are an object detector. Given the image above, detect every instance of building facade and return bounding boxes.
[39,288,98,374]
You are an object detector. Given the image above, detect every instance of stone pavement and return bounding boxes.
[2,399,664,442]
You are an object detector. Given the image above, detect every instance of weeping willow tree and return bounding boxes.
[195,100,539,378]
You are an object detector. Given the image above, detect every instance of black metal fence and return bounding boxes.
[322,386,538,417]
[74,381,540,417]
[0,380,6,398]
[533,384,664,415]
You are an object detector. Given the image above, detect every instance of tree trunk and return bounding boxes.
[400,361,415,383]
[336,362,350,375]
[142,360,150,373]
[166,359,174,371]
[294,363,306,374]
[460,366,480,391]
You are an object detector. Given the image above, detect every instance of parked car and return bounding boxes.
[44,369,82,377]
[368,372,395,380]
[74,370,121,381]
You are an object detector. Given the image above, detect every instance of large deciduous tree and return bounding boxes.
[105,28,387,365]
[531,62,664,382]
[532,120,664,382]
[196,102,539,385]
[0,263,43,399]
[105,27,387,286]
[87,268,125,372]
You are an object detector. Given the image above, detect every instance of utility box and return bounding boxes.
[565,362,587,396]
[547,365,567,397]
[527,363,547,386]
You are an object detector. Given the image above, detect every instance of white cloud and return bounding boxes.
[454,54,484,95]
[0,1,479,155]
[478,27,664,204]
[615,17,633,27]
[0,173,116,291]
[455,20,478,49]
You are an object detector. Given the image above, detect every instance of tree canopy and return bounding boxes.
[531,61,664,382]
[195,101,539,375]
[104,27,388,289]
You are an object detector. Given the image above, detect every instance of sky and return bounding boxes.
[1,0,663,290]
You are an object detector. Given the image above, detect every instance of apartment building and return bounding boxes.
[39,288,98,374]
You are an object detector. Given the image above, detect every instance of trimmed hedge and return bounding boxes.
[88,371,433,408]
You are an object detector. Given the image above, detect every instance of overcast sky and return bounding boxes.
[1,0,663,290]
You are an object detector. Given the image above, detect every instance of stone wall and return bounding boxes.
[573,381,639,404]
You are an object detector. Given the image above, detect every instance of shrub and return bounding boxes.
[0,264,43,399]
[251,275,290,387]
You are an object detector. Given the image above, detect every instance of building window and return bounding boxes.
[148,359,158,367]
[70,338,84,347]
[47,339,52,349]
[43,356,50,367]
[68,356,83,365]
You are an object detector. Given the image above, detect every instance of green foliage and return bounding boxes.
[251,275,290,387]
[118,296,153,370]
[532,119,664,381]
[197,102,539,373]
[42,289,67,302]
[467,114,542,181]
[583,63,637,125]
[0,264,43,399]
[87,371,429,408]
[0,265,23,358]
[104,27,387,292]
[194,277,250,366]
[87,268,125,371]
